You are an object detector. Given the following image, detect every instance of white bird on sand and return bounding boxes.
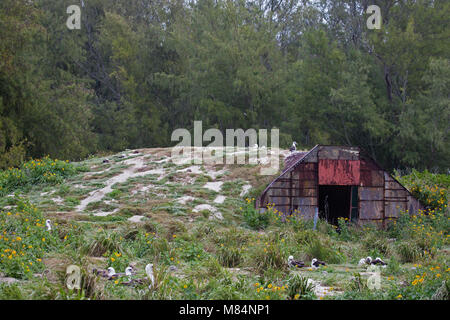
[289,141,297,152]
[288,255,305,268]
[311,258,326,269]
[145,263,155,289]
[45,219,52,231]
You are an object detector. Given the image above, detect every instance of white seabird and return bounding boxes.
[145,263,155,289]
[45,219,52,231]
[358,258,367,266]
[288,255,305,268]
[289,141,297,152]
[311,258,326,269]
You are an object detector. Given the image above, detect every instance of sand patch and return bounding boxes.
[128,215,146,223]
[203,181,223,192]
[192,204,223,220]
[177,165,203,175]
[240,184,252,197]
[93,208,119,217]
[76,156,165,212]
[213,195,226,204]
[177,196,196,204]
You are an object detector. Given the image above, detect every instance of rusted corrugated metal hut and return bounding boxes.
[257,145,422,228]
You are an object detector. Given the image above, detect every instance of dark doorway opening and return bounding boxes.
[318,185,351,225]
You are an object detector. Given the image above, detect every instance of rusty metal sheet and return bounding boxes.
[296,162,317,180]
[318,159,360,185]
[359,187,383,201]
[303,149,318,163]
[361,160,384,187]
[385,181,404,190]
[385,189,407,198]
[297,197,317,207]
[359,200,383,219]
[385,201,407,218]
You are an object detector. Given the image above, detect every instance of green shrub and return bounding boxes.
[396,169,448,211]
[0,156,77,196]
[241,201,270,230]
[0,198,61,278]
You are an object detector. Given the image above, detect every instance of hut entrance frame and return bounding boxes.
[317,185,360,225]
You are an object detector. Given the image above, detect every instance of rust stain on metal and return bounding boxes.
[318,159,360,185]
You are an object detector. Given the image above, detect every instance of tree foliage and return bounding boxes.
[0,0,448,171]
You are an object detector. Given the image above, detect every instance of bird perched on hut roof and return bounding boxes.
[289,141,297,152]
[288,256,305,268]
[311,258,326,269]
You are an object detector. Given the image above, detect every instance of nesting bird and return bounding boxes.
[372,257,387,266]
[289,141,297,152]
[311,258,326,269]
[358,258,367,266]
[106,267,126,280]
[358,256,387,267]
[125,266,134,279]
[45,219,52,231]
[288,256,305,268]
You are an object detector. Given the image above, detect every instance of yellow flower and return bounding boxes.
[396,294,402,299]
[42,238,45,242]
[111,257,115,262]
[114,280,119,284]
[183,284,187,289]
[294,294,300,300]
[268,284,272,289]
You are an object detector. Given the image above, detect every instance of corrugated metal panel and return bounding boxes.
[318,159,360,185]
[359,186,384,219]
[359,187,384,200]
[384,172,407,218]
